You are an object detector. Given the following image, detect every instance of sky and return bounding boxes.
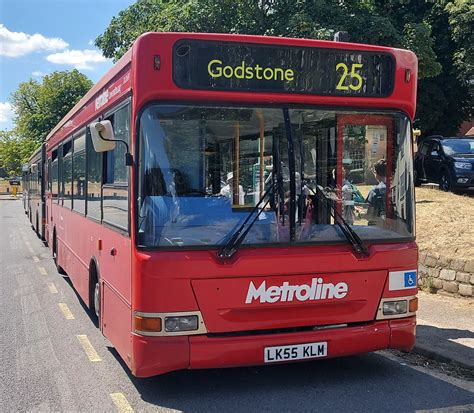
[0,0,136,131]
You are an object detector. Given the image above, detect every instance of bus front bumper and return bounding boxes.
[131,317,416,378]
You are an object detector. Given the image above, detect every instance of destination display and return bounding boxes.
[173,39,395,97]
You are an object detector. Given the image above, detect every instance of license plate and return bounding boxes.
[264,341,327,363]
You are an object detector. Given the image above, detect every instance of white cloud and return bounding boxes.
[0,102,14,124]
[32,71,45,77]
[46,49,107,70]
[0,24,68,57]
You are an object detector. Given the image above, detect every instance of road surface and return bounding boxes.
[0,199,473,412]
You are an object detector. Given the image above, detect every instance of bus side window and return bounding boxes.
[86,127,103,221]
[52,149,58,200]
[72,133,86,214]
[57,145,63,204]
[62,140,73,209]
[102,103,131,231]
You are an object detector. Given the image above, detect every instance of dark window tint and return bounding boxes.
[73,134,86,213]
[52,158,58,199]
[62,140,73,208]
[419,142,430,155]
[86,128,102,220]
[57,146,63,203]
[47,158,52,192]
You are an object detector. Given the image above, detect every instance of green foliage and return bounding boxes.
[402,22,442,79]
[0,130,38,177]
[421,276,437,294]
[11,70,93,144]
[95,0,473,135]
[445,0,474,85]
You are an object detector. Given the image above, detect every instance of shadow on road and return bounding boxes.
[416,324,474,369]
[60,274,99,329]
[106,346,474,412]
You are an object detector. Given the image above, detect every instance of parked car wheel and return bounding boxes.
[439,170,452,192]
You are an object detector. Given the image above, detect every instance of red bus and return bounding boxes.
[40,33,418,377]
[23,143,47,240]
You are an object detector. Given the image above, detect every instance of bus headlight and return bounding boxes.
[133,311,207,336]
[383,300,407,315]
[165,315,199,332]
[376,296,417,320]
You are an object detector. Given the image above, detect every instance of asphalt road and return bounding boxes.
[1,199,473,413]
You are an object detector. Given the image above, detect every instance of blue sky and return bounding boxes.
[0,0,136,131]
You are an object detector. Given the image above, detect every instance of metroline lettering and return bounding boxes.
[245,278,348,304]
[208,60,295,82]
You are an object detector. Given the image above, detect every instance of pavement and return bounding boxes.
[415,291,474,370]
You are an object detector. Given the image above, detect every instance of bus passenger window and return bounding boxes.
[73,133,86,214]
[86,128,102,220]
[102,103,130,231]
[62,140,73,209]
[52,149,58,200]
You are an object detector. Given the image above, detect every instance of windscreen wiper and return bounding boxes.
[217,180,275,261]
[307,184,369,257]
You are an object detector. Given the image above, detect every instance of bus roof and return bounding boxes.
[46,32,417,148]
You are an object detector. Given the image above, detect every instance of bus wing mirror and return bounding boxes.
[89,120,116,152]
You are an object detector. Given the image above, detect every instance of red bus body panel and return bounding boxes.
[44,33,418,377]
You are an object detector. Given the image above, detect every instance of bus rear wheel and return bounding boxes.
[89,262,101,326]
[53,231,66,275]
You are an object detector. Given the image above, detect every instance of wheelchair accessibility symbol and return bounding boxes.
[404,271,416,287]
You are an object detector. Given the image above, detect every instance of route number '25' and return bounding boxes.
[336,63,363,91]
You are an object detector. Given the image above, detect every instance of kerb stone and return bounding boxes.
[440,269,456,281]
[442,281,459,294]
[456,272,471,283]
[428,267,440,278]
[433,278,443,290]
[458,284,473,297]
[464,260,474,273]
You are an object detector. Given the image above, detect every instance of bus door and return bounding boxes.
[336,115,394,220]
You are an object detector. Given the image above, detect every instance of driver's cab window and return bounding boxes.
[102,103,131,231]
[419,142,430,155]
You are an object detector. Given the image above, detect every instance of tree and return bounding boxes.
[95,0,472,135]
[0,130,38,177]
[11,70,93,144]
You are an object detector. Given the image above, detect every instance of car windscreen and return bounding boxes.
[442,139,474,155]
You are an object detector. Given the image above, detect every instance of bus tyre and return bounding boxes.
[439,170,452,192]
[53,231,66,275]
[94,279,100,320]
[89,263,101,326]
